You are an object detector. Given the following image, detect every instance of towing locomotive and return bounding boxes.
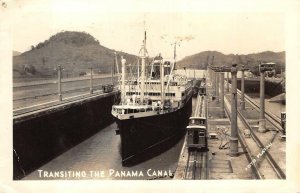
[187,79,208,152]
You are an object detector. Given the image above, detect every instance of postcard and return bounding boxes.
[1,0,300,192]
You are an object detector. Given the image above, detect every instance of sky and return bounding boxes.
[10,0,286,60]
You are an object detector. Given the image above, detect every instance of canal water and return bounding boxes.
[23,121,185,180]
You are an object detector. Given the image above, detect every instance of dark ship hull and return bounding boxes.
[115,94,193,166]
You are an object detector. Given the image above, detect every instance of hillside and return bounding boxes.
[13,31,137,79]
[177,51,285,75]
[13,51,22,56]
[14,32,285,79]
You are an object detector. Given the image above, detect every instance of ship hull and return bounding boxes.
[115,95,192,166]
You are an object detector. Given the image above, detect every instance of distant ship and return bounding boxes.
[111,31,193,165]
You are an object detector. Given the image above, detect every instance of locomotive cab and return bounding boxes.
[187,125,208,151]
[187,117,208,152]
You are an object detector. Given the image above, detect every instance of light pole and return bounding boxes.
[216,72,219,101]
[57,65,63,101]
[229,64,239,156]
[241,65,246,110]
[90,67,93,94]
[226,72,229,92]
[220,72,225,117]
[258,65,266,132]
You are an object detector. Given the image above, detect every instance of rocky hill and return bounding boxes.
[177,51,285,75]
[13,31,138,79]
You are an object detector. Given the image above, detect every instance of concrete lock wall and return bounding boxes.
[13,92,119,179]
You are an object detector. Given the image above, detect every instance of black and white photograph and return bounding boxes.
[1,0,300,192]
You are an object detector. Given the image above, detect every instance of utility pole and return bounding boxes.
[241,65,246,110]
[216,72,219,101]
[220,72,225,117]
[211,70,215,89]
[214,71,217,96]
[258,64,266,132]
[257,62,275,132]
[226,72,230,92]
[57,65,63,101]
[111,61,114,85]
[90,67,93,94]
[229,64,239,156]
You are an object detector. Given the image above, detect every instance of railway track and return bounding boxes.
[225,82,282,129]
[224,95,286,179]
[236,88,283,132]
[183,93,209,180]
[184,151,208,180]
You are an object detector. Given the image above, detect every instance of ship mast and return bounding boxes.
[173,42,177,70]
[137,57,140,81]
[166,41,178,89]
[140,31,147,103]
[121,56,126,104]
[160,58,164,106]
[114,52,119,75]
[170,41,178,77]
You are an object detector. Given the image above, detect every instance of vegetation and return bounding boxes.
[13,31,137,79]
[177,51,285,75]
[13,31,285,80]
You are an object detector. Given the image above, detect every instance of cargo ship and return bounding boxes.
[111,32,193,165]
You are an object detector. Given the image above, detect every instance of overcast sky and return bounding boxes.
[11,0,286,60]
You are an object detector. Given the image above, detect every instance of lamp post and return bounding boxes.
[57,65,63,101]
[229,64,239,156]
[258,65,266,132]
[220,72,225,117]
[241,65,246,110]
[216,72,219,101]
[226,72,230,92]
[90,67,93,94]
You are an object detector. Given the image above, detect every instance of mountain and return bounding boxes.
[177,51,285,75]
[13,31,137,79]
